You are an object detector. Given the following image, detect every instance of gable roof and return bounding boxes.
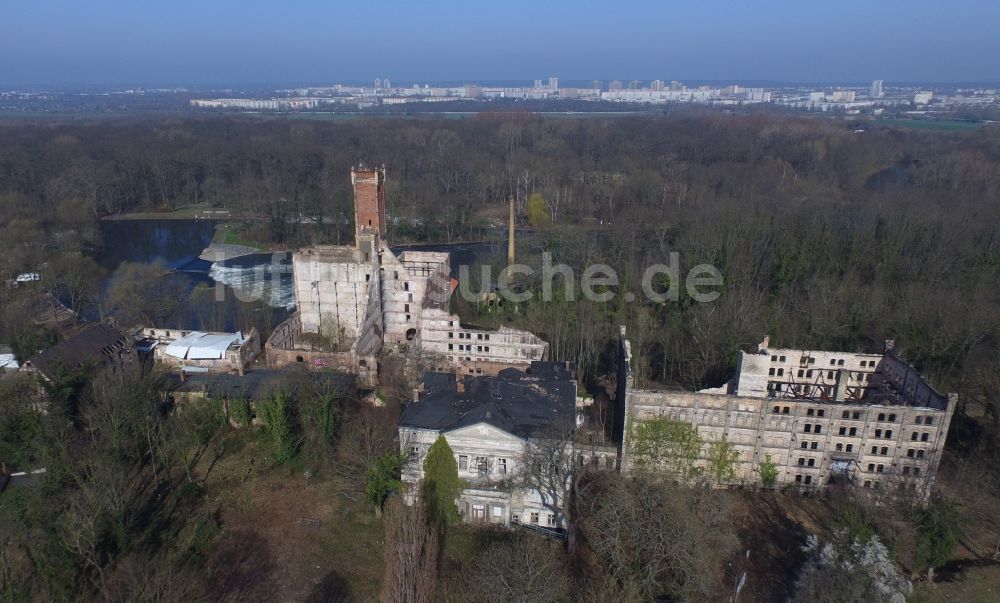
[400,361,576,439]
[27,323,131,377]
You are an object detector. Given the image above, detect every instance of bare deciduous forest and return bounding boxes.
[3,114,999,394]
[2,114,1000,601]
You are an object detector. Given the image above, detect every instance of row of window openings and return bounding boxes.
[511,512,557,527]
[793,475,813,484]
[801,441,856,453]
[769,367,873,382]
[469,504,503,521]
[865,481,921,491]
[866,463,922,476]
[774,405,830,416]
[806,425,906,440]
[776,408,930,430]
[770,354,878,369]
[868,445,929,457]
[469,503,567,524]
[801,442,899,455]
[458,455,508,475]
[449,332,491,341]
[778,407,879,419]
[449,344,490,353]
[411,446,506,468]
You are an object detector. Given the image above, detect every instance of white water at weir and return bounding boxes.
[208,262,297,310]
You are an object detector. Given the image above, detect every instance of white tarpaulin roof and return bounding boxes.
[0,354,19,370]
[164,332,243,360]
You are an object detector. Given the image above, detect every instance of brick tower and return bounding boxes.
[351,164,387,244]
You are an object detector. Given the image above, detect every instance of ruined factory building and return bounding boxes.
[20,322,136,383]
[137,327,262,375]
[618,329,956,500]
[399,362,578,529]
[266,164,546,385]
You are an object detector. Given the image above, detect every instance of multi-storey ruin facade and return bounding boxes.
[266,165,546,382]
[619,329,956,499]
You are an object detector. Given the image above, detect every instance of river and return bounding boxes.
[97,219,506,331]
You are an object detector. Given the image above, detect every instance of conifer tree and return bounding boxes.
[422,436,464,525]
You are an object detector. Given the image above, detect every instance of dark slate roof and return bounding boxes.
[28,323,130,376]
[400,361,576,439]
[0,469,47,494]
[162,369,339,402]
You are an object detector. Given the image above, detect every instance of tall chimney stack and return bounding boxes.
[507,195,516,265]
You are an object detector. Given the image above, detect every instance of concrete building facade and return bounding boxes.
[619,330,956,500]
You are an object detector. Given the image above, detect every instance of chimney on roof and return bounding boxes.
[758,336,770,353]
[456,381,465,393]
[884,339,895,352]
[412,381,427,403]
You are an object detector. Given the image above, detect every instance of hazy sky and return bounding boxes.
[2,0,998,87]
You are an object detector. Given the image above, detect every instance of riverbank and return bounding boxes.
[101,204,239,220]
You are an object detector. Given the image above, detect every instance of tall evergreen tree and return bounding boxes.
[421,436,463,526]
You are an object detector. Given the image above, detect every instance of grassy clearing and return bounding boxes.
[212,221,272,250]
[180,428,384,600]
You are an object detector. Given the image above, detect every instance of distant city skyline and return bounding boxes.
[2,0,999,87]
